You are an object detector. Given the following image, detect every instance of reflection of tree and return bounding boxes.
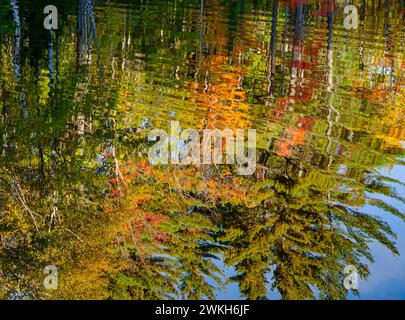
[104,142,404,300]
[10,0,21,81]
[77,0,97,65]
[0,0,121,299]
[107,164,224,300]
[217,157,404,299]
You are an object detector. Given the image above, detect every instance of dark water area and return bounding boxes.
[0,0,404,300]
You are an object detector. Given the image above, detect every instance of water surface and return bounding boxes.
[0,0,404,300]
